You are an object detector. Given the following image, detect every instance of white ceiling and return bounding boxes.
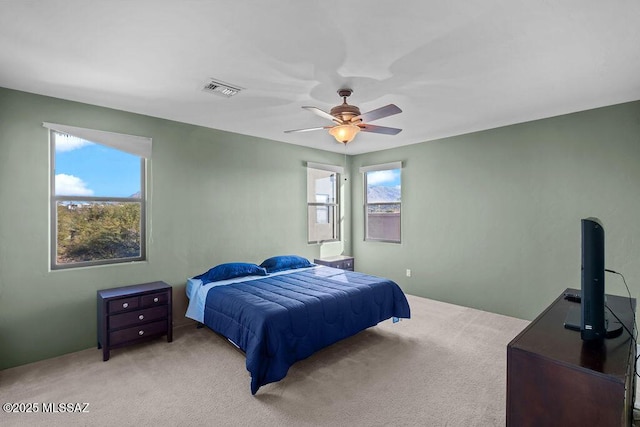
[1,1,639,155]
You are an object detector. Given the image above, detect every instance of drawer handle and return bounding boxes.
[122,302,129,308]
[153,297,159,303]
[138,315,144,320]
[138,330,144,336]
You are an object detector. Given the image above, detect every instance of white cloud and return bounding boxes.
[366,170,399,186]
[55,174,94,196]
[55,134,92,152]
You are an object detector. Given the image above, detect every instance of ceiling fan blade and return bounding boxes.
[358,123,402,135]
[284,126,331,133]
[302,106,338,123]
[353,104,402,123]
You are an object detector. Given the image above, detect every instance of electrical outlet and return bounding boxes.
[406,269,411,277]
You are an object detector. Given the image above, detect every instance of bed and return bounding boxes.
[185,256,411,394]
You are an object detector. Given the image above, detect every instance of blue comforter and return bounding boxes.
[202,267,411,394]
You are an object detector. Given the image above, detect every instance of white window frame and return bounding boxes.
[360,161,402,243]
[45,123,151,270]
[306,162,343,244]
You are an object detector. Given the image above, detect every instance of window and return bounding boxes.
[307,163,342,243]
[361,162,402,243]
[47,123,151,269]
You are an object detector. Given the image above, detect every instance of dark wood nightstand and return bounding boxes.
[97,281,172,361]
[314,255,355,271]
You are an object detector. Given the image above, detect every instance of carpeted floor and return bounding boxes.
[0,294,529,426]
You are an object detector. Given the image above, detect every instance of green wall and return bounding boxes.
[351,101,640,320]
[0,87,349,370]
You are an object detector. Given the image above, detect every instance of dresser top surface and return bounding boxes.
[97,281,170,299]
[314,255,353,262]
[509,288,636,378]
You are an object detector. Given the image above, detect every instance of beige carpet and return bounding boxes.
[0,295,529,426]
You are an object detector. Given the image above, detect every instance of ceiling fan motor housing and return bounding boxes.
[330,89,361,123]
[330,104,361,122]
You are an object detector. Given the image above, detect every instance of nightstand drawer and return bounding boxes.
[108,297,140,313]
[141,291,168,307]
[109,305,168,330]
[109,320,168,346]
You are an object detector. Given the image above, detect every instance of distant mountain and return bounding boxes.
[367,186,401,203]
[130,191,141,198]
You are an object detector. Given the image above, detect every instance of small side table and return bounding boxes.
[97,281,173,361]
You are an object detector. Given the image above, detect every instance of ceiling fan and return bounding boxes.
[285,89,402,144]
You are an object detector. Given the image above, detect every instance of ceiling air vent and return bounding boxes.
[202,79,243,98]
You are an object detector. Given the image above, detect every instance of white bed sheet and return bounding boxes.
[185,266,320,323]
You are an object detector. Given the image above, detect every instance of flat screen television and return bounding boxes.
[564,218,623,339]
[580,217,606,341]
[578,217,622,341]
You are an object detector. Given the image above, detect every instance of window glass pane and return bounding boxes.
[308,205,338,243]
[315,195,330,223]
[56,201,141,265]
[54,132,141,198]
[307,168,337,203]
[366,204,401,241]
[366,169,401,203]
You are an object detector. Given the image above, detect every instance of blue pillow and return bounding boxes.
[193,262,267,285]
[259,255,313,273]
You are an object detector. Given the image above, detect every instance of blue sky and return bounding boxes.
[366,169,401,187]
[55,134,141,197]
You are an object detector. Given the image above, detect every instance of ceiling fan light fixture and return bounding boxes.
[285,88,402,144]
[329,124,360,144]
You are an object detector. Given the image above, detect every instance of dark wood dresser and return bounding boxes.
[507,288,636,426]
[97,281,173,361]
[313,255,354,271]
